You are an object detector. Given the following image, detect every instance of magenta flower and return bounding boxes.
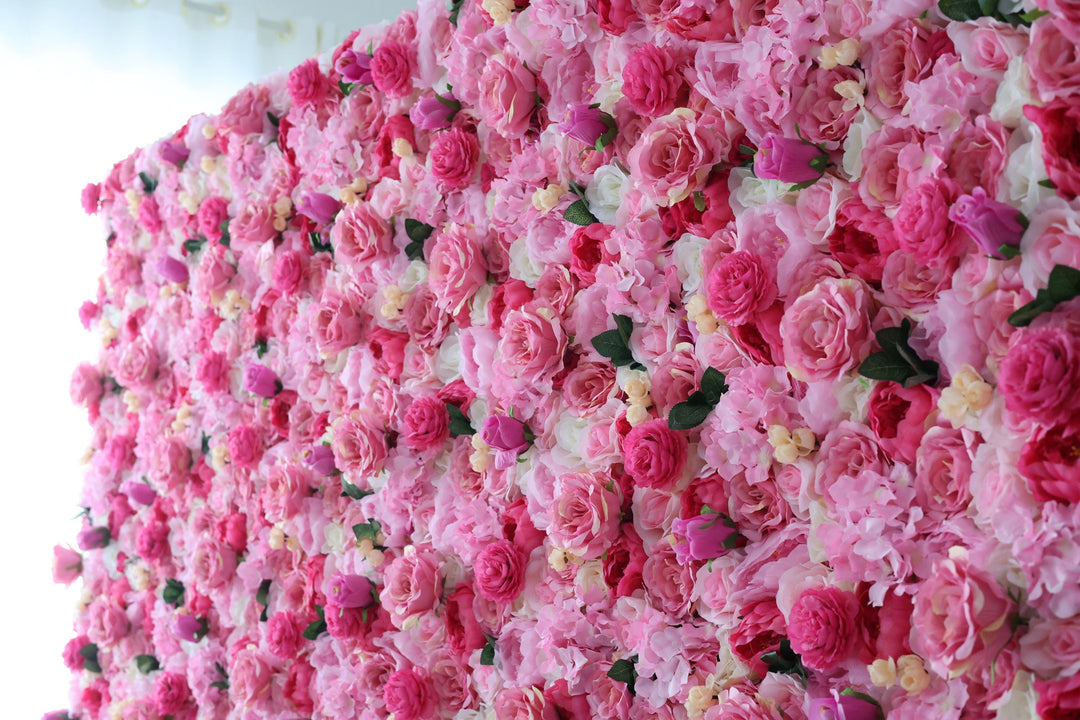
[159,141,190,168]
[480,414,532,469]
[121,479,158,506]
[753,134,828,184]
[337,49,374,85]
[305,444,338,476]
[808,692,881,720]
[411,93,460,130]
[297,192,342,226]
[671,511,738,563]
[948,187,1025,259]
[560,104,615,147]
[52,546,82,586]
[156,256,189,284]
[328,572,375,608]
[243,363,281,398]
[173,614,206,642]
[76,526,110,550]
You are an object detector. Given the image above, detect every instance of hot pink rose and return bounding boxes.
[894,175,966,266]
[1019,423,1080,504]
[480,414,531,469]
[807,694,879,720]
[622,44,685,117]
[444,584,486,659]
[428,224,488,315]
[384,668,435,720]
[998,326,1080,427]
[867,381,936,465]
[429,127,479,190]
[623,418,688,489]
[786,586,860,671]
[227,424,263,469]
[370,40,416,98]
[156,255,189,284]
[568,223,614,285]
[243,363,280,398]
[328,572,375,608]
[597,0,639,33]
[197,196,230,244]
[1024,100,1080,200]
[949,187,1025,259]
[1035,673,1080,720]
[707,250,777,326]
[474,539,528,603]
[287,57,333,108]
[478,51,536,138]
[152,672,190,715]
[912,547,1014,678]
[671,512,738,563]
[265,610,304,658]
[729,600,787,679]
[780,278,873,383]
[82,182,101,214]
[402,396,450,451]
[754,135,827,184]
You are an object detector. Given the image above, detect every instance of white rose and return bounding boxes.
[842,108,883,180]
[1003,125,1054,217]
[323,522,345,554]
[991,56,1036,128]
[671,233,708,294]
[508,237,544,286]
[398,259,430,292]
[730,166,790,210]
[585,163,629,224]
[470,284,493,327]
[550,413,589,470]
[435,328,463,383]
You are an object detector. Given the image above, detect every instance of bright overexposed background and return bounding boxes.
[0,0,412,715]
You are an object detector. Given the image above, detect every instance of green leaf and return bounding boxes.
[138,172,158,195]
[1008,293,1054,327]
[739,144,756,157]
[668,401,714,430]
[218,220,231,247]
[938,0,983,20]
[302,611,328,640]
[163,578,185,607]
[183,238,206,254]
[267,111,280,127]
[1039,178,1057,189]
[1046,264,1080,303]
[977,0,997,15]
[607,657,638,695]
[568,180,587,198]
[338,80,356,96]
[858,319,938,387]
[447,0,464,25]
[135,654,160,674]
[1019,8,1050,22]
[352,519,382,542]
[857,350,917,385]
[309,231,332,254]
[761,639,808,682]
[700,367,729,405]
[257,579,271,622]
[591,329,636,367]
[342,479,373,501]
[405,218,435,244]
[81,643,102,674]
[447,403,475,437]
[563,198,599,226]
[201,432,210,455]
[693,191,706,212]
[254,338,269,358]
[613,314,634,344]
[998,244,1021,260]
[480,634,497,666]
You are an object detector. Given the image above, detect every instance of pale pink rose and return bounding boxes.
[998,326,1080,428]
[194,245,235,302]
[915,426,975,517]
[70,363,103,406]
[1028,17,1080,102]
[381,549,441,626]
[230,201,277,248]
[401,396,450,451]
[86,600,130,647]
[627,109,721,206]
[474,539,528,604]
[623,418,688,490]
[114,337,158,388]
[332,415,388,482]
[780,277,873,383]
[948,17,1028,78]
[227,424,263,469]
[370,39,416,98]
[791,65,863,146]
[496,305,567,388]
[880,250,953,315]
[1020,197,1080,294]
[946,118,1010,195]
[331,202,393,269]
[866,20,932,114]
[547,472,622,559]
[427,224,488,315]
[859,125,938,212]
[230,647,273,706]
[912,548,1014,678]
[649,348,699,415]
[495,686,558,720]
[705,685,784,720]
[190,536,237,590]
[52,545,82,586]
[786,586,860,671]
[478,51,536,138]
[403,285,449,352]
[562,362,617,415]
[1021,615,1080,680]
[272,249,305,295]
[311,294,364,356]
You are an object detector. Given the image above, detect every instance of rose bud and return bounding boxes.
[948,187,1025,259]
[753,134,828,184]
[173,613,205,643]
[480,415,532,469]
[159,141,190,168]
[120,479,158,506]
[243,363,281,398]
[42,712,76,720]
[52,546,83,586]
[671,512,738,563]
[304,444,337,476]
[156,256,189,284]
[77,526,111,550]
[411,93,460,130]
[560,104,615,147]
[297,192,342,226]
[327,572,375,608]
[337,48,373,85]
[808,692,880,720]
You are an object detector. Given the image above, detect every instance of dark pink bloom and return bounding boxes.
[173,614,204,642]
[807,693,880,720]
[297,193,342,226]
[411,93,459,130]
[304,444,337,476]
[81,183,100,215]
[623,418,688,489]
[949,187,1024,258]
[401,396,450,450]
[77,526,110,550]
[754,134,827,184]
[480,415,531,469]
[159,141,190,167]
[474,539,528,603]
[152,672,190,715]
[337,49,373,85]
[120,479,157,506]
[383,668,435,720]
[560,104,610,146]
[671,512,737,563]
[787,586,861,670]
[156,256,189,284]
[370,40,415,98]
[328,572,375,608]
[243,363,281,398]
[998,326,1080,427]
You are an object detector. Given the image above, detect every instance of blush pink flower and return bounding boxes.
[474,539,528,603]
[623,418,688,489]
[427,224,488,316]
[52,546,82,586]
[780,278,873,383]
[547,472,621,559]
[152,672,190,716]
[786,586,860,671]
[478,51,536,138]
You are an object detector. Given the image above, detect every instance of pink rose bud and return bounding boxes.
[411,93,460,130]
[81,183,101,215]
[121,479,157,506]
[304,444,338,476]
[808,693,880,720]
[42,712,75,720]
[243,363,281,398]
[156,256,189,284]
[77,526,110,550]
[480,415,531,469]
[52,545,83,586]
[328,572,375,608]
[753,134,828,184]
[337,49,373,85]
[297,192,342,226]
[159,141,190,167]
[559,104,611,146]
[671,512,738,563]
[173,614,204,643]
[948,187,1025,259]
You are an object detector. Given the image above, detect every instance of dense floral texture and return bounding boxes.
[59,2,1080,720]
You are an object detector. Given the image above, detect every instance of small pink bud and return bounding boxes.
[156,256,189,284]
[754,134,828,184]
[327,573,375,608]
[243,363,281,398]
[52,545,83,586]
[297,192,342,226]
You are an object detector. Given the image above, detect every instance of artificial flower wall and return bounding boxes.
[54,0,1080,718]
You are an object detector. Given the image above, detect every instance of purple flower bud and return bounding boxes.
[52,545,82,586]
[243,363,281,398]
[121,479,158,506]
[948,187,1025,259]
[754,134,828,184]
[305,444,337,476]
[480,415,531,470]
[328,572,375,608]
[159,141,190,168]
[77,526,110,550]
[337,49,373,85]
[560,104,609,146]
[297,192,342,226]
[671,512,738,563]
[173,614,204,643]
[411,94,459,130]
[42,712,75,720]
[156,256,189,284]
[808,693,880,720]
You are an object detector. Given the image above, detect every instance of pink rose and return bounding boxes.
[195,351,230,394]
[671,512,738,563]
[597,0,639,33]
[622,44,685,117]
[287,57,333,108]
[1035,673,1080,720]
[780,278,873,383]
[478,51,536,138]
[311,294,364,356]
[786,586,860,671]
[428,224,488,315]
[227,424,263,469]
[444,584,486,659]
[87,600,130,647]
[430,127,479,190]
[272,249,305,295]
[867,381,936,465]
[480,414,531,469]
[568,223,615,285]
[914,426,975,516]
[230,648,273,706]
[332,416,388,482]
[77,526,110,550]
[494,686,559,720]
[191,537,237,590]
[69,363,103,406]
[729,600,787,679]
[196,196,230,244]
[81,182,101,214]
[547,472,621,559]
[229,201,277,248]
[623,418,688,489]
[332,202,392,269]
[384,668,435,720]
[114,337,158,388]
[370,40,416,98]
[1028,17,1080,102]
[328,572,375,608]
[627,109,721,206]
[156,256,189,284]
[1024,100,1080,200]
[1019,423,1080,504]
[496,305,568,388]
[411,93,459,129]
[998,326,1080,427]
[707,250,777,326]
[912,547,1014,678]
[265,610,304,659]
[949,187,1024,259]
[243,363,280,398]
[337,48,373,85]
[402,396,450,451]
[297,192,341,226]
[381,550,441,626]
[135,520,169,562]
[152,672,190,715]
[754,135,827,184]
[560,105,610,146]
[474,539,528,603]
[894,175,966,266]
[807,693,879,720]
[52,545,82,586]
[173,613,204,642]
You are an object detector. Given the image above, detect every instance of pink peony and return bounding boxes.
[152,673,190,716]
[370,40,415,98]
[430,127,479,190]
[196,196,230,244]
[754,135,827,184]
[473,539,528,603]
[867,381,936,465]
[1018,423,1080,504]
[786,586,860,671]
[287,57,333,108]
[623,418,688,489]
[622,44,684,117]
[998,326,1080,427]
[402,396,450,451]
[384,668,435,720]
[227,424,263,469]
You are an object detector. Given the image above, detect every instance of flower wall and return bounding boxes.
[58,0,1080,719]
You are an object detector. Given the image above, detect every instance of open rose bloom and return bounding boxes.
[58,2,1080,720]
